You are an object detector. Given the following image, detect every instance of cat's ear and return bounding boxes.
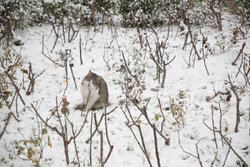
[88,70,92,74]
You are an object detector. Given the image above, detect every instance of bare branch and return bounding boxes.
[232,42,246,65]
[5,71,26,106]
[227,75,241,133]
[0,112,20,139]
[204,123,248,166]
[85,106,117,143]
[153,124,161,167]
[211,105,218,149]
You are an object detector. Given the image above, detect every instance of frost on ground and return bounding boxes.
[0,13,249,167]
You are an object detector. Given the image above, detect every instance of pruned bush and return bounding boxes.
[119,0,165,27]
[0,45,24,109]
[0,0,249,42]
[0,0,116,41]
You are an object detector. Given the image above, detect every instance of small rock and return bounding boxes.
[226,94,232,101]
[181,155,190,160]
[165,138,170,145]
[201,86,207,89]
[164,107,170,111]
[241,146,248,150]
[14,40,24,46]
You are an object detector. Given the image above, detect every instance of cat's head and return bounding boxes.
[85,70,98,80]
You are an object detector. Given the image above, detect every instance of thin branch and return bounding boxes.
[31,104,62,136]
[79,35,83,65]
[153,124,161,167]
[0,112,20,139]
[85,106,117,143]
[103,146,114,164]
[121,51,140,85]
[68,119,80,167]
[204,123,247,166]
[5,71,26,106]
[104,105,111,146]
[232,42,246,65]
[41,52,64,67]
[227,75,241,133]
[126,95,170,142]
[210,151,218,167]
[178,131,198,159]
[99,131,104,167]
[69,64,77,90]
[121,106,153,167]
[222,138,231,167]
[211,105,218,149]
[157,98,166,133]
[186,17,201,60]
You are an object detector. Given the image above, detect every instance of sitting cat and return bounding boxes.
[80,70,109,114]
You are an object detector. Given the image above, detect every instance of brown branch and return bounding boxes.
[31,104,62,136]
[211,105,218,149]
[50,20,63,50]
[1,56,25,106]
[121,106,153,167]
[211,151,218,167]
[170,98,181,128]
[182,32,189,49]
[157,98,166,133]
[186,17,201,60]
[69,120,80,167]
[104,105,111,146]
[95,111,114,167]
[121,51,140,85]
[178,131,203,167]
[145,28,175,88]
[64,16,81,43]
[85,106,117,143]
[126,122,153,167]
[206,88,230,102]
[195,140,203,167]
[240,56,250,87]
[161,56,176,88]
[69,63,77,90]
[204,123,247,166]
[209,1,222,31]
[178,131,198,159]
[153,124,161,167]
[89,111,93,166]
[68,109,90,143]
[126,95,170,142]
[0,112,20,139]
[199,27,210,76]
[9,91,17,109]
[218,102,225,147]
[5,71,25,106]
[103,145,114,164]
[32,97,91,166]
[99,131,104,167]
[138,124,151,166]
[222,138,231,167]
[227,75,241,133]
[26,62,46,95]
[79,35,83,65]
[41,52,64,67]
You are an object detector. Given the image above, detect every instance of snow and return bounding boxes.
[0,13,249,167]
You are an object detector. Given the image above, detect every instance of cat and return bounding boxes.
[80,70,109,114]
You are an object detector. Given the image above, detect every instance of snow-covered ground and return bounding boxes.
[0,13,249,167]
